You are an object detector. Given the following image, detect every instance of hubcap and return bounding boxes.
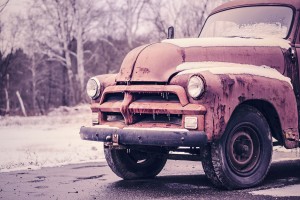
[227,125,260,175]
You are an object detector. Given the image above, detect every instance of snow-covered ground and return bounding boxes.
[0,104,104,172]
[0,104,299,174]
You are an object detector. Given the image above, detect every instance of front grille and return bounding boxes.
[101,91,181,126]
[105,112,124,122]
[104,93,124,102]
[136,114,182,125]
[102,113,181,126]
[95,85,206,129]
[103,92,180,103]
[135,93,180,103]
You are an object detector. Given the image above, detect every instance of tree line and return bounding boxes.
[0,0,226,116]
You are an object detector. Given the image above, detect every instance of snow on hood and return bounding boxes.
[162,37,291,49]
[177,62,292,87]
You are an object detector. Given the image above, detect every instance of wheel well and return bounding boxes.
[237,100,284,145]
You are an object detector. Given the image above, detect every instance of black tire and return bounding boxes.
[104,147,168,180]
[202,105,272,189]
[201,145,223,188]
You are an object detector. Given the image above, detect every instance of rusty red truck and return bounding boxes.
[80,0,300,189]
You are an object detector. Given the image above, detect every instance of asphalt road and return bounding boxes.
[1,151,300,200]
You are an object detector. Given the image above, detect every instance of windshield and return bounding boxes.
[200,6,293,39]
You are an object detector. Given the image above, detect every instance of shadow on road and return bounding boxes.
[96,159,300,199]
[259,159,300,190]
[114,159,300,188]
[105,174,218,199]
[267,159,300,179]
[112,174,212,192]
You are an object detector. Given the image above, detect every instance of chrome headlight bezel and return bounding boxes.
[187,75,206,99]
[86,77,101,99]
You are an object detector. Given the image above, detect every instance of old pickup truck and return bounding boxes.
[80,0,300,189]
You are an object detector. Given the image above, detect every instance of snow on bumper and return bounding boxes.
[79,126,207,147]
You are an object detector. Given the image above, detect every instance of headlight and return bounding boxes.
[86,77,101,99]
[187,75,205,99]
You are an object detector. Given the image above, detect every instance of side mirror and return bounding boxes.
[167,26,174,39]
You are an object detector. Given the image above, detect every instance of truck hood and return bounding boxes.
[116,37,290,83]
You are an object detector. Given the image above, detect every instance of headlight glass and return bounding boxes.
[86,78,100,99]
[187,75,205,99]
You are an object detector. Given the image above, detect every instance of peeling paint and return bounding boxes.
[138,67,150,74]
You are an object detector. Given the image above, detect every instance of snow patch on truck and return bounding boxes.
[162,37,290,49]
[177,62,292,87]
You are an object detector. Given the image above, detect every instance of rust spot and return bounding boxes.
[219,116,225,132]
[139,67,150,74]
[219,75,235,97]
[236,76,245,87]
[284,128,298,141]
[178,48,186,62]
[238,96,246,103]
[217,104,226,133]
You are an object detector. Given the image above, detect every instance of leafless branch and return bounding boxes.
[0,0,9,13]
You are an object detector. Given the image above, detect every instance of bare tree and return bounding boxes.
[0,54,12,115]
[106,0,150,49]
[147,1,182,40]
[0,15,22,115]
[28,0,102,105]
[148,0,228,40]
[71,0,107,96]
[0,0,9,13]
[24,13,41,113]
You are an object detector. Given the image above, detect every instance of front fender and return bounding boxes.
[171,69,298,147]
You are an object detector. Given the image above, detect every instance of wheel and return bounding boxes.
[104,147,168,180]
[202,105,272,189]
[201,145,223,188]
